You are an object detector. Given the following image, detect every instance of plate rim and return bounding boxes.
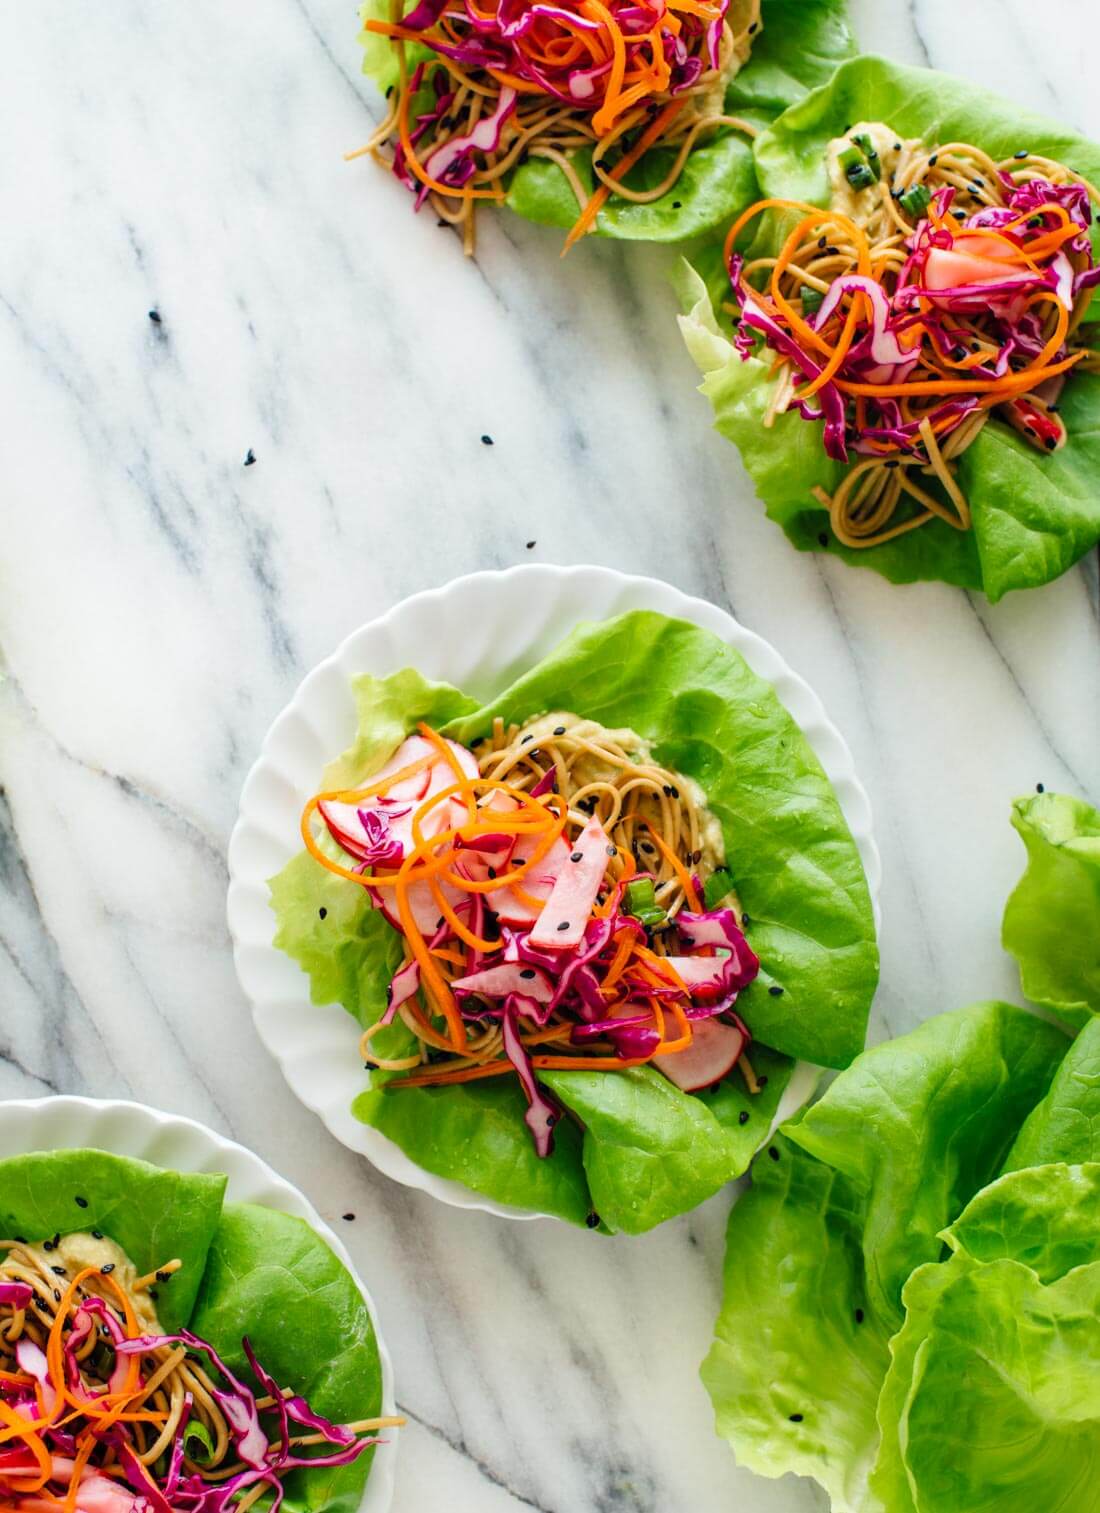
[0,1093,399,1513]
[228,563,881,1221]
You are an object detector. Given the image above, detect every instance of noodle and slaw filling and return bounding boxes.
[351,0,762,253]
[302,715,761,1155]
[0,1237,398,1513]
[721,123,1100,547]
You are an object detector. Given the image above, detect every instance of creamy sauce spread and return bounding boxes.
[826,120,919,226]
[26,1232,163,1333]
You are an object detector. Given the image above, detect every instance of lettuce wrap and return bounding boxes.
[357,0,854,245]
[270,610,878,1232]
[0,1149,384,1512]
[677,55,1100,598]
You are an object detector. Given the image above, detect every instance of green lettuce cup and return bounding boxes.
[678,55,1100,598]
[269,609,878,1233]
[354,0,853,250]
[0,1149,387,1513]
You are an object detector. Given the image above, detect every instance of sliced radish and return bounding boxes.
[377,873,468,936]
[654,1016,747,1092]
[489,834,571,925]
[318,799,407,865]
[659,953,733,1004]
[368,735,436,801]
[923,246,1030,293]
[451,962,554,1005]
[528,816,613,950]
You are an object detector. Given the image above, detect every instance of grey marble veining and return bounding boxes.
[1,1,1098,1508]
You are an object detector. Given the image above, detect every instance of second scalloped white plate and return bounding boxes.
[0,1096,398,1513]
[228,565,881,1221]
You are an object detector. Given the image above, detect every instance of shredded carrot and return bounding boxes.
[640,820,701,910]
[562,96,687,254]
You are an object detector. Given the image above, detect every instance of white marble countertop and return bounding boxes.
[2,1,1098,1509]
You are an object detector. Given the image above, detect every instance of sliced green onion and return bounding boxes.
[899,183,931,217]
[800,285,824,316]
[624,878,657,915]
[702,868,736,910]
[183,1420,215,1465]
[852,132,881,174]
[836,143,865,175]
[845,163,876,191]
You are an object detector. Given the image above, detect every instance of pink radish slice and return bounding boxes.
[382,956,422,1025]
[489,834,571,925]
[654,1017,747,1092]
[318,799,408,864]
[659,953,733,1003]
[453,831,516,884]
[923,246,1031,292]
[377,873,469,936]
[528,817,613,949]
[451,961,554,1005]
[368,735,436,801]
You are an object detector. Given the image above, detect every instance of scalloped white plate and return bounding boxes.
[228,565,881,1221]
[0,1096,398,1513]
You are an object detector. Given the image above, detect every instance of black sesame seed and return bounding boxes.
[526,540,536,550]
[521,734,533,744]
[672,200,682,209]
[825,246,838,257]
[748,19,758,31]
[91,1231,103,1241]
[1036,782,1045,793]
[437,218,447,228]
[386,85,394,98]
[571,851,584,863]
[663,784,673,796]
[557,920,571,932]
[818,532,829,546]
[515,857,526,866]
[1014,149,1028,159]
[43,1241,54,1253]
[768,1146,779,1161]
[101,1263,115,1275]
[343,1212,355,1221]
[318,907,328,920]
[520,968,537,980]
[640,841,655,855]
[759,1075,769,1088]
[692,849,702,865]
[607,845,617,857]
[585,1211,601,1228]
[51,1265,66,1277]
[488,866,497,879]
[855,1307,865,1323]
[480,434,494,446]
[885,458,900,469]
[553,725,566,736]
[436,916,444,928]
[1044,437,1057,450]
[148,309,162,324]
[244,448,256,466]
[768,984,783,997]
[149,1288,159,1301]
[817,236,827,250]
[893,142,901,152]
[156,1270,171,1283]
[741,914,750,926]
[13,1236,25,1245]
[789,1413,804,1423]
[35,1297,49,1313]
[52,1289,61,1302]
[928,154,938,167]
[738,1110,750,1125]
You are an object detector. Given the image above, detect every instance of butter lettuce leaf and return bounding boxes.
[1003,1017,1100,1171]
[189,1203,384,1513]
[678,55,1100,597]
[702,1132,891,1513]
[1002,792,1100,1028]
[702,1002,1069,1508]
[786,1000,1068,1331]
[0,1149,226,1331]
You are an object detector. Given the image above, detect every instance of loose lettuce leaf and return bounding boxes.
[874,1257,1100,1513]
[943,1161,1100,1283]
[446,610,878,1070]
[189,1204,383,1513]
[1002,792,1100,1028]
[678,55,1100,597]
[702,1133,891,1513]
[360,0,854,244]
[787,1000,1068,1331]
[0,1150,225,1331]
[701,1002,1070,1509]
[352,1078,593,1226]
[1003,1017,1100,1172]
